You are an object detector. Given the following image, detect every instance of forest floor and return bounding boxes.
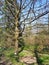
[0,45,49,65]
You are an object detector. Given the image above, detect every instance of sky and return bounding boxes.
[0,0,49,33]
[0,0,49,18]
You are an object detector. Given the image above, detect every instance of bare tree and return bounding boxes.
[2,0,49,63]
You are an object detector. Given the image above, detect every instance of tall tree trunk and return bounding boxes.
[14,17,20,54]
[14,16,25,55]
[5,0,25,57]
[48,13,49,31]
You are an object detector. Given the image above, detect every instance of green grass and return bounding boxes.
[1,44,49,65]
[3,47,26,65]
[39,54,49,64]
[19,50,33,57]
[2,47,17,65]
[24,45,34,51]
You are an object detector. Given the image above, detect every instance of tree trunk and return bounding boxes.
[14,17,20,54]
[34,44,43,65]
[48,13,49,31]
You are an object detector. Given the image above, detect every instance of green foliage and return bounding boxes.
[24,45,34,51]
[19,50,33,57]
[35,30,49,53]
[40,54,49,64]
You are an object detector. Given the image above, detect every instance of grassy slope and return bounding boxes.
[0,45,49,65]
